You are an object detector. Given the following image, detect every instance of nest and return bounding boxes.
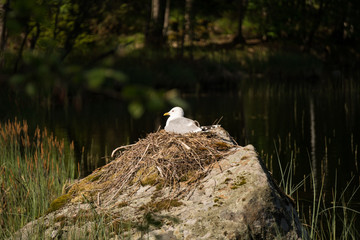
[68,128,236,205]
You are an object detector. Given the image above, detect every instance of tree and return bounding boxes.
[232,0,248,44]
[163,0,170,36]
[0,0,10,66]
[184,0,194,45]
[303,0,326,51]
[145,0,167,48]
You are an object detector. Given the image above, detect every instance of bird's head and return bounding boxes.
[163,107,184,118]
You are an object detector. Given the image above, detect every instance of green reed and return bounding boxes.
[0,119,76,238]
[272,147,360,239]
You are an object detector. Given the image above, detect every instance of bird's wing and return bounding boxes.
[165,117,201,134]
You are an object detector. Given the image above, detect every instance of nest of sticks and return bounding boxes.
[88,129,236,200]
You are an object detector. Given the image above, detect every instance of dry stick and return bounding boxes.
[181,142,202,170]
[178,140,191,150]
[111,143,136,158]
[108,144,150,203]
[213,116,223,125]
[156,166,164,177]
[189,148,205,171]
[97,156,134,183]
[198,139,219,160]
[106,166,137,198]
[160,162,172,185]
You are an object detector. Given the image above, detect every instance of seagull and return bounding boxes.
[163,107,202,134]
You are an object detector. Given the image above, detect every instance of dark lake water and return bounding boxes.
[2,85,360,208]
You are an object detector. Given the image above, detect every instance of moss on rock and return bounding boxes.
[46,193,71,213]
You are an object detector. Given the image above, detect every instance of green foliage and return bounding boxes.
[3,0,357,61]
[85,67,127,90]
[7,0,46,33]
[214,17,237,35]
[122,85,185,118]
[9,52,67,99]
[128,101,144,119]
[1,0,358,119]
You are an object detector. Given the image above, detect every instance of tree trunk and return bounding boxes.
[145,0,167,48]
[0,0,10,66]
[331,2,348,44]
[163,0,170,36]
[304,0,325,51]
[232,0,248,44]
[184,0,193,45]
[30,22,41,50]
[62,11,83,59]
[53,0,63,40]
[61,0,91,60]
[14,26,32,72]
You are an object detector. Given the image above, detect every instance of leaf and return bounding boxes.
[85,68,127,90]
[25,83,36,97]
[168,97,188,109]
[111,70,128,83]
[122,85,146,99]
[9,75,26,85]
[128,101,144,119]
[85,68,107,89]
[165,89,188,109]
[146,89,165,110]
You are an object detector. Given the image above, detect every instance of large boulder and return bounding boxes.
[15,127,307,239]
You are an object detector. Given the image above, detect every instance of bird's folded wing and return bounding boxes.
[165,117,201,133]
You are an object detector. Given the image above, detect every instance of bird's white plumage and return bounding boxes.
[164,107,202,134]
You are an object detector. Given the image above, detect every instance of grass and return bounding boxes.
[0,119,76,238]
[273,145,360,239]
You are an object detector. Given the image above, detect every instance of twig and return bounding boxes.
[108,144,150,203]
[111,143,136,158]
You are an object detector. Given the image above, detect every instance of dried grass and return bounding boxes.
[73,128,237,203]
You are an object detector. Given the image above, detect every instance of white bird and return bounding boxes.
[163,107,202,134]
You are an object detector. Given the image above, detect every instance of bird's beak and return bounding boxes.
[163,112,170,116]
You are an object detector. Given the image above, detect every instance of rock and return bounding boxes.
[14,128,307,239]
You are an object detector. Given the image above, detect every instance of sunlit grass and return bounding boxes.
[0,119,76,238]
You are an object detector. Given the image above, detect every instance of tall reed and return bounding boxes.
[273,148,360,239]
[0,119,76,238]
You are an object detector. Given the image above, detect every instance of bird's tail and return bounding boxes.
[200,124,221,131]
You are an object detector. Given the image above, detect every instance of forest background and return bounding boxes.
[0,0,359,115]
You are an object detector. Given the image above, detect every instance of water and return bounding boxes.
[1,86,360,206]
